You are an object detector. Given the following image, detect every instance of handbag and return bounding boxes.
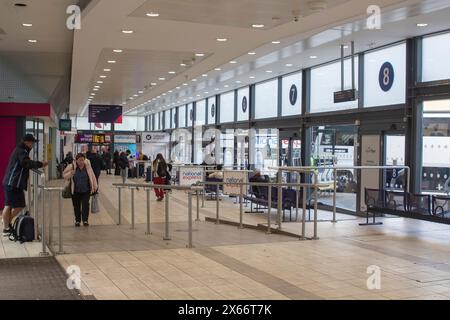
[91,194,100,214]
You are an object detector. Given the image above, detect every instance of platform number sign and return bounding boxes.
[211,104,215,118]
[289,84,298,106]
[379,62,395,92]
[242,96,248,113]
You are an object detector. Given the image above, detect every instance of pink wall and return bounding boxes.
[0,118,17,209]
[0,102,50,117]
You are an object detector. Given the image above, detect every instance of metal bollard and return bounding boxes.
[239,184,243,229]
[301,187,307,240]
[202,185,205,208]
[313,174,319,240]
[48,191,53,249]
[215,185,220,225]
[33,175,39,241]
[118,187,122,225]
[267,186,272,234]
[295,186,299,221]
[332,168,337,223]
[196,189,200,222]
[163,191,171,240]
[130,187,135,230]
[187,192,193,248]
[146,189,151,235]
[58,192,64,254]
[277,173,282,229]
[40,189,49,256]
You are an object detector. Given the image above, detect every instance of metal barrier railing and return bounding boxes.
[38,186,64,255]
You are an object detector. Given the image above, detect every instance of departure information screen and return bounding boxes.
[88,105,123,124]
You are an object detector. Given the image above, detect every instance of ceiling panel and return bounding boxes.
[130,0,350,30]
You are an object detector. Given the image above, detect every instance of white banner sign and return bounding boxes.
[179,167,204,186]
[142,132,170,144]
[223,171,248,195]
[114,134,136,144]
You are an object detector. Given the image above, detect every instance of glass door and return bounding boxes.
[384,135,406,191]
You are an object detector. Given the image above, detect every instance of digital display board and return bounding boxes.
[59,119,72,131]
[88,105,123,124]
[75,133,112,144]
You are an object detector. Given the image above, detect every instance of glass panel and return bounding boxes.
[255,79,278,119]
[312,125,357,211]
[220,129,235,167]
[178,105,186,128]
[282,72,302,116]
[422,32,450,82]
[187,103,194,127]
[207,97,216,125]
[165,110,171,129]
[237,87,250,121]
[252,129,279,177]
[196,100,206,126]
[220,91,235,123]
[384,135,406,190]
[364,43,406,108]
[310,57,359,113]
[422,100,450,194]
[236,129,249,169]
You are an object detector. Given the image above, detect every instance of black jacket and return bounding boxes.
[86,152,103,178]
[2,143,43,190]
[118,154,129,169]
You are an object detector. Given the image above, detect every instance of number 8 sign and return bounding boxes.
[379,62,395,92]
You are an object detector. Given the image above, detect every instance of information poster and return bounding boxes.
[223,171,248,195]
[360,135,381,211]
[179,167,204,186]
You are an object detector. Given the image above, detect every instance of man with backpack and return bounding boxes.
[2,134,48,236]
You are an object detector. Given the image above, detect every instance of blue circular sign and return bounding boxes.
[242,96,248,113]
[379,62,394,92]
[289,85,298,106]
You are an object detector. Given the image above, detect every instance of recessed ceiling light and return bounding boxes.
[22,23,33,27]
[122,30,134,34]
[113,49,123,53]
[192,79,197,82]
[94,85,100,88]
[180,63,187,67]
[230,61,237,64]
[130,97,134,100]
[252,24,265,28]
[133,94,139,97]
[204,92,209,94]
[90,93,96,96]
[150,82,157,86]
[215,88,220,91]
[266,70,273,73]
[183,83,188,86]
[342,45,349,49]
[158,77,166,81]
[195,53,205,57]
[103,69,111,72]
[214,68,221,71]
[224,85,229,88]
[162,93,166,96]
[216,38,228,42]
[97,81,103,84]
[168,90,173,93]
[176,87,181,89]
[108,60,116,64]
[99,75,107,78]
[138,91,144,94]
[272,41,281,44]
[285,63,293,67]
[249,76,255,79]
[93,88,99,91]
[28,39,37,43]
[196,94,201,97]
[417,23,428,27]
[168,71,176,74]
[235,81,242,84]
[146,12,160,17]
[248,52,256,55]
[202,74,208,77]
[310,55,318,59]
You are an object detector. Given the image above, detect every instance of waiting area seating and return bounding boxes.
[364,188,450,224]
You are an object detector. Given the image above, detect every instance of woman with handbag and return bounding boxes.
[152,153,168,201]
[63,153,98,227]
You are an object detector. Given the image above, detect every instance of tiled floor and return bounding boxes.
[23,176,450,299]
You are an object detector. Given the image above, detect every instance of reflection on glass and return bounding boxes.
[253,129,279,177]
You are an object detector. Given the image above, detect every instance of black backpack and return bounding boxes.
[9,212,35,243]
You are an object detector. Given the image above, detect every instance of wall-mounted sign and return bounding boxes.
[179,167,204,186]
[114,134,136,144]
[289,85,298,106]
[75,133,112,144]
[379,62,395,92]
[59,119,72,131]
[334,89,358,103]
[242,96,248,113]
[88,105,123,124]
[142,132,170,144]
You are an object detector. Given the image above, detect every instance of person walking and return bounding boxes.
[103,149,112,175]
[2,134,48,236]
[113,150,120,176]
[63,153,98,227]
[86,148,102,186]
[152,153,168,201]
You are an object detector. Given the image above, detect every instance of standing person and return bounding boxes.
[118,152,130,183]
[86,148,102,186]
[2,134,48,235]
[152,153,168,201]
[62,152,73,169]
[103,148,112,175]
[113,150,120,176]
[63,153,98,227]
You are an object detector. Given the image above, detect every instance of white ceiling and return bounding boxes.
[0,0,73,103]
[62,0,450,116]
